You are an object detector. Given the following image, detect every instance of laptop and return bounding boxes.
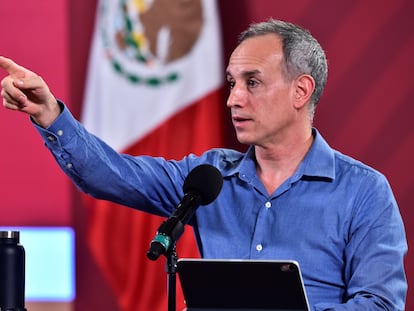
[177,259,310,311]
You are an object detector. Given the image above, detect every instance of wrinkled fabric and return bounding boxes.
[34,103,407,310]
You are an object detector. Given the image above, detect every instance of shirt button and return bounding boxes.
[66,163,73,169]
[256,244,263,252]
[47,135,56,141]
[57,130,63,136]
[265,201,271,208]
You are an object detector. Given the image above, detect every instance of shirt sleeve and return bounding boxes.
[31,101,190,217]
[315,173,407,310]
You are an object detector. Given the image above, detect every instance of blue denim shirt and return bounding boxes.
[34,103,407,310]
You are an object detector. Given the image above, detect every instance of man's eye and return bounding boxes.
[228,81,235,89]
[247,79,258,87]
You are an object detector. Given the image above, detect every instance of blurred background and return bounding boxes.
[0,0,412,310]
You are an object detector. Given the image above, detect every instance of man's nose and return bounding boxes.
[226,85,246,108]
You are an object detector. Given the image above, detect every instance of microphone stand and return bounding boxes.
[166,243,178,311]
[147,218,185,311]
[147,165,223,311]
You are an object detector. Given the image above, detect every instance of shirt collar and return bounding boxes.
[221,128,335,182]
[299,128,335,180]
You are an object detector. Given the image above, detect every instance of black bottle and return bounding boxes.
[0,231,27,311]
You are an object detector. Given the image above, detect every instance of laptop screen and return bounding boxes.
[177,259,310,311]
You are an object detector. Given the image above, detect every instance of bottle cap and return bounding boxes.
[0,230,20,241]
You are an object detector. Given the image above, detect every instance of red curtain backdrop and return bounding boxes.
[0,0,413,310]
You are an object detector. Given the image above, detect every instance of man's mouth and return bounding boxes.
[232,115,251,127]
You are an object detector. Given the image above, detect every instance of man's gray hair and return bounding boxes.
[239,19,328,114]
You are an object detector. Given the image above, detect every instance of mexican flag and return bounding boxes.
[81,0,224,310]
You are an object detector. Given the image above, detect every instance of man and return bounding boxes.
[1,19,407,310]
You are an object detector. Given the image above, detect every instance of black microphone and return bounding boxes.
[146,164,223,261]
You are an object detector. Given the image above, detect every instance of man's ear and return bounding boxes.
[293,74,315,109]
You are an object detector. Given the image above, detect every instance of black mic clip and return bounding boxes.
[146,216,185,261]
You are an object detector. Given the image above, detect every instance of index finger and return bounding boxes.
[0,56,25,75]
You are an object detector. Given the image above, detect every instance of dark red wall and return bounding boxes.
[0,0,412,309]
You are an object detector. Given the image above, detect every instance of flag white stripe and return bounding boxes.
[82,0,223,151]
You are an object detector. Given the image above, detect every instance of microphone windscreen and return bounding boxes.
[183,164,223,205]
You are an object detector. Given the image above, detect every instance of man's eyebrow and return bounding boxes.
[226,69,261,78]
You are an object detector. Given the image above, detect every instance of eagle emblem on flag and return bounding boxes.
[100,0,204,86]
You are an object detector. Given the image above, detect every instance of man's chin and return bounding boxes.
[236,134,254,146]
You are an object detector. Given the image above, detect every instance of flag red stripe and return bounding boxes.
[87,89,224,311]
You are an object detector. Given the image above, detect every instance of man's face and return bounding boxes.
[226,34,298,148]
